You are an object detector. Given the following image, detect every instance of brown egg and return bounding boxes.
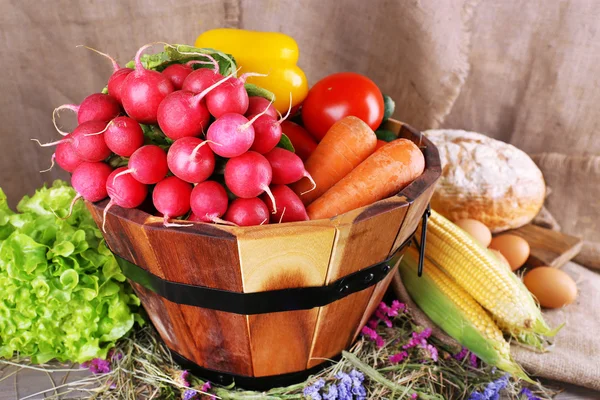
[489,249,511,271]
[489,234,530,270]
[524,267,577,308]
[455,219,492,247]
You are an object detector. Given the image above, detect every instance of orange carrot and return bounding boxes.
[307,139,425,220]
[292,116,377,205]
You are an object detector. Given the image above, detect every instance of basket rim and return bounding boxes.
[90,119,441,233]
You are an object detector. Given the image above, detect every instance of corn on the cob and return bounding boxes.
[399,247,532,382]
[422,210,555,336]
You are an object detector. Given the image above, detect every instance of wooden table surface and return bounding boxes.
[0,365,597,399]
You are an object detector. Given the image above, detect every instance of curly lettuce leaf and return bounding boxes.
[0,181,142,364]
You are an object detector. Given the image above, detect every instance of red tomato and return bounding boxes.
[301,72,384,141]
[280,121,318,161]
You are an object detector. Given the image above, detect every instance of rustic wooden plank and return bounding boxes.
[508,224,583,269]
[307,205,408,368]
[237,224,336,377]
[130,283,202,365]
[142,221,253,375]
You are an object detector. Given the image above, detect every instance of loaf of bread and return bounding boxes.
[424,129,545,233]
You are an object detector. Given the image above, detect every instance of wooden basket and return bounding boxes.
[87,119,441,388]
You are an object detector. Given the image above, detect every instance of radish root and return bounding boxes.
[112,168,133,185]
[52,104,80,136]
[31,138,69,148]
[102,200,113,233]
[275,93,293,126]
[239,72,268,83]
[162,215,193,228]
[262,185,277,214]
[63,194,82,220]
[191,67,241,107]
[239,98,275,131]
[77,45,120,71]
[278,207,287,224]
[300,172,317,195]
[211,216,237,226]
[190,140,220,159]
[84,120,112,136]
[40,154,56,173]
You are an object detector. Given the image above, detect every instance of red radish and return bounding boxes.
[190,181,230,223]
[78,45,133,104]
[52,93,120,136]
[246,96,278,119]
[262,185,309,223]
[206,72,265,118]
[102,167,148,232]
[264,147,316,192]
[121,43,174,124]
[188,213,203,222]
[167,137,215,183]
[162,57,218,90]
[206,113,255,158]
[67,162,113,217]
[248,95,292,153]
[103,116,144,157]
[248,114,282,154]
[40,134,84,173]
[34,121,112,162]
[224,151,276,211]
[152,176,193,227]
[224,198,269,226]
[182,68,223,94]
[56,138,84,172]
[157,72,236,140]
[113,145,168,184]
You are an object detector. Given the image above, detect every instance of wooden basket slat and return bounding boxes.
[306,205,408,368]
[131,283,204,366]
[237,224,336,376]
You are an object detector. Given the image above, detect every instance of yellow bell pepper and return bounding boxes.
[195,29,308,113]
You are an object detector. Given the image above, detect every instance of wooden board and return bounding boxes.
[508,224,583,269]
[237,224,336,377]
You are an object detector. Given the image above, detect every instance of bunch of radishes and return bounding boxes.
[39,43,315,229]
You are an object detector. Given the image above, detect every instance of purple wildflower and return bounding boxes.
[468,374,509,400]
[177,370,191,388]
[83,358,111,374]
[453,347,469,361]
[336,372,353,400]
[322,384,338,400]
[349,369,366,399]
[200,381,212,392]
[469,353,479,368]
[403,328,431,349]
[107,348,123,362]
[389,351,408,364]
[304,379,325,400]
[182,389,198,400]
[411,393,418,399]
[519,388,541,400]
[423,344,438,362]
[375,336,385,348]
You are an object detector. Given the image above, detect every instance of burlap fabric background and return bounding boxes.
[1,0,599,391]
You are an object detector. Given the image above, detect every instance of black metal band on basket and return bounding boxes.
[170,349,342,391]
[114,206,431,315]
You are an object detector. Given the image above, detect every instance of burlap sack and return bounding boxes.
[530,153,600,270]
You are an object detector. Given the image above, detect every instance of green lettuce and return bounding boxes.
[0,181,142,364]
